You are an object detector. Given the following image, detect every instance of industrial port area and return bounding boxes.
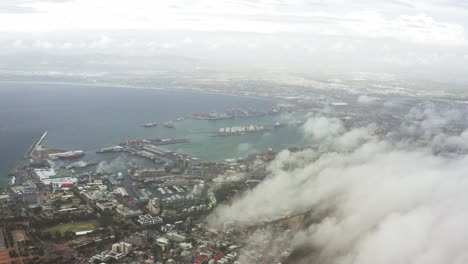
[0,91,453,264]
[3,0,468,262]
[0,98,330,264]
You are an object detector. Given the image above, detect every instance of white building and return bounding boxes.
[111,242,133,254]
[137,214,163,226]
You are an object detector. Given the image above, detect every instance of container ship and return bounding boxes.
[193,112,234,120]
[216,125,269,136]
[49,150,85,160]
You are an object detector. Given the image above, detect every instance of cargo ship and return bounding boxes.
[49,150,85,160]
[193,112,234,120]
[142,122,158,127]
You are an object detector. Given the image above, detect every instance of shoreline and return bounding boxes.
[0,80,272,102]
[0,80,279,187]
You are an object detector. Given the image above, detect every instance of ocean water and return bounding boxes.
[0,82,308,186]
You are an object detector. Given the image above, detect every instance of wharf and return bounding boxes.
[25,131,48,158]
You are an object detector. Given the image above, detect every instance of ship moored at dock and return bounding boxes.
[96,145,125,153]
[48,150,85,160]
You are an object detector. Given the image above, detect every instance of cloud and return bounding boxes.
[0,0,71,13]
[400,103,465,141]
[0,0,466,47]
[357,95,380,105]
[302,115,344,141]
[209,105,468,263]
[90,36,113,48]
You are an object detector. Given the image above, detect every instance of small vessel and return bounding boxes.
[176,117,185,121]
[163,121,175,128]
[142,122,158,127]
[269,109,280,115]
[274,122,286,128]
[127,162,139,169]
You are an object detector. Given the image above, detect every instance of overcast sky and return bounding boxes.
[1,0,468,82]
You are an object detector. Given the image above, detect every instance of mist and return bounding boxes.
[1,0,468,86]
[208,104,468,263]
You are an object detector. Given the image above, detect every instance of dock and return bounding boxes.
[25,130,48,158]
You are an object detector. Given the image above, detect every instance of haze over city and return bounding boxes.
[1,0,468,83]
[1,1,468,264]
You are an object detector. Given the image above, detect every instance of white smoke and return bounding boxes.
[209,105,468,264]
[96,155,127,173]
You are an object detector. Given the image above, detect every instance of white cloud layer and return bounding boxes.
[0,0,467,85]
[0,0,467,46]
[209,105,468,263]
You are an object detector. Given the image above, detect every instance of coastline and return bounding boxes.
[0,80,272,102]
[0,81,279,187]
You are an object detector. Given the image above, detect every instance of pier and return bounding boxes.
[25,130,48,158]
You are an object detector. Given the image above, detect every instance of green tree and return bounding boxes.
[98,210,113,227]
[54,230,62,240]
[32,206,42,215]
[64,230,75,240]
[41,231,52,240]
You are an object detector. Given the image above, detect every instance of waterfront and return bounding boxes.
[0,82,308,186]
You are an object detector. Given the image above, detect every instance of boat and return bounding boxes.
[274,122,287,128]
[192,112,234,120]
[127,162,139,169]
[269,109,280,115]
[142,122,158,127]
[163,121,175,128]
[176,117,185,121]
[66,160,96,169]
[49,150,85,160]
